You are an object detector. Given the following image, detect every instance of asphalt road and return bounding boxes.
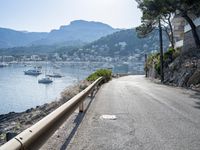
[67,75,200,150]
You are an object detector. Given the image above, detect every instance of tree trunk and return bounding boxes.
[167,15,175,49]
[159,19,164,83]
[182,12,200,48]
[163,27,173,48]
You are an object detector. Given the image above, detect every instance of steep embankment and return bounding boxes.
[146,48,200,90]
[164,49,200,90]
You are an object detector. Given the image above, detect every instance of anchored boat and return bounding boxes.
[0,62,9,67]
[24,69,42,76]
[38,77,53,84]
[46,73,63,78]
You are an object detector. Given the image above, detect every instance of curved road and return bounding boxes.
[67,75,200,150]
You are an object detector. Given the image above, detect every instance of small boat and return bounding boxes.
[38,57,53,84]
[0,62,8,67]
[46,73,63,78]
[24,69,42,76]
[38,77,53,84]
[53,64,60,69]
[35,65,42,69]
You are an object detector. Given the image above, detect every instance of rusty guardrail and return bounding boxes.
[0,77,103,150]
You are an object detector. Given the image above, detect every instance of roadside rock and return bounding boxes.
[164,49,200,90]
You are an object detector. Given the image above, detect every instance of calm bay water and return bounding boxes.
[0,62,91,114]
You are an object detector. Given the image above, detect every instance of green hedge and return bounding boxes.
[87,69,112,82]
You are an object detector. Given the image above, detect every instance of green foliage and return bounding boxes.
[137,0,200,48]
[146,52,161,75]
[136,0,168,38]
[145,47,181,76]
[164,47,180,61]
[71,29,169,57]
[163,47,175,61]
[87,69,112,82]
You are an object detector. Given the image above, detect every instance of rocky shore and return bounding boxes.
[0,80,90,146]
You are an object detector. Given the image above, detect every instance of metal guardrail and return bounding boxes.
[0,77,103,150]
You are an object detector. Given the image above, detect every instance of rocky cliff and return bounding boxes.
[164,49,200,90]
[146,48,200,91]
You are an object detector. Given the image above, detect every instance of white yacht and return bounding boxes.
[38,57,53,84]
[0,62,9,67]
[47,72,63,78]
[38,77,53,84]
[24,69,42,76]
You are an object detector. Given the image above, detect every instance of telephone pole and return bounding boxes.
[158,18,164,83]
[145,54,147,78]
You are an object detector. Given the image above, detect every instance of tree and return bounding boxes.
[161,13,175,49]
[136,0,175,46]
[136,0,166,82]
[164,0,200,48]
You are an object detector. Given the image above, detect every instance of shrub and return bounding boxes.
[164,47,180,62]
[145,52,161,75]
[164,47,175,61]
[87,69,112,82]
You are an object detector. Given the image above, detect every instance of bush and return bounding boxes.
[145,47,181,77]
[164,47,175,61]
[87,69,112,82]
[164,47,180,61]
[146,52,160,74]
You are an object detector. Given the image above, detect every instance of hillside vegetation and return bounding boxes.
[63,29,169,59]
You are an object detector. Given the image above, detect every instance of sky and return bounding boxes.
[0,0,142,32]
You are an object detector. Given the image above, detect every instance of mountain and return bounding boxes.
[39,20,118,44]
[0,28,169,57]
[0,20,119,48]
[64,29,169,59]
[0,28,47,48]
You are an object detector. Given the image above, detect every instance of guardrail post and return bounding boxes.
[79,102,84,112]
[90,88,95,99]
[6,132,17,141]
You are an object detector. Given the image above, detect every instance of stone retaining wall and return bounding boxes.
[183,26,200,53]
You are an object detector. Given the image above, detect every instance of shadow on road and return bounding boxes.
[60,89,98,150]
[190,92,200,109]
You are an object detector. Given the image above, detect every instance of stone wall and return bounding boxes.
[183,26,200,53]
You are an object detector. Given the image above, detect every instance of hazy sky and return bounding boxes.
[0,0,142,32]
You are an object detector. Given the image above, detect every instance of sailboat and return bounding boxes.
[46,72,63,78]
[24,62,42,76]
[46,62,63,78]
[0,56,9,67]
[38,77,53,84]
[24,69,42,76]
[38,59,53,84]
[0,62,8,67]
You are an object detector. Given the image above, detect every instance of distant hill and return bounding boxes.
[0,28,47,48]
[0,20,119,48]
[0,28,169,58]
[64,29,169,58]
[39,20,119,44]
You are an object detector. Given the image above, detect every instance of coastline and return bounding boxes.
[0,80,90,146]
